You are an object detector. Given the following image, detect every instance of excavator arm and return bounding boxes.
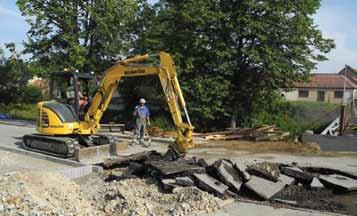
[85,52,194,155]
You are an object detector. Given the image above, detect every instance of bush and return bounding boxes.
[150,116,175,131]
[0,103,37,121]
[22,85,42,103]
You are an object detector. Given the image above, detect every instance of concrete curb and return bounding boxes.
[0,145,103,175]
[55,165,103,179]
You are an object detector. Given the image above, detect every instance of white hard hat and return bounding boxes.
[139,98,146,103]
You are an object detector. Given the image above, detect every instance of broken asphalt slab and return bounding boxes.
[244,174,294,200]
[175,176,194,187]
[193,173,229,198]
[310,177,324,189]
[161,179,179,192]
[246,162,281,182]
[233,163,251,182]
[148,159,206,178]
[301,165,357,180]
[319,174,357,192]
[212,159,243,192]
[281,166,313,182]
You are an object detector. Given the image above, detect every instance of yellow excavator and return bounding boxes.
[23,52,194,158]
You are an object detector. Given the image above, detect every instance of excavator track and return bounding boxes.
[23,134,78,158]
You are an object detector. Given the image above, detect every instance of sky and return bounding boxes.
[0,0,356,73]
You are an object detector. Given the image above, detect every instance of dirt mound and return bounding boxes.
[0,172,102,216]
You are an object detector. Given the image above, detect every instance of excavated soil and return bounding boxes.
[273,185,357,215]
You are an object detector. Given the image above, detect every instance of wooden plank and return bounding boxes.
[252,132,289,141]
[224,134,245,140]
[205,134,226,140]
[254,125,276,132]
[231,128,256,135]
[203,130,236,136]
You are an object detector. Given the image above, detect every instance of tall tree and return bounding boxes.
[17,0,146,73]
[135,0,334,129]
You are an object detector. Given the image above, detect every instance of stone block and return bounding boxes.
[244,176,287,200]
[319,174,357,192]
[212,159,243,192]
[175,176,194,187]
[280,166,313,182]
[193,173,228,197]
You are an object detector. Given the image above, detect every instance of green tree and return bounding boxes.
[23,85,42,103]
[0,44,32,104]
[134,0,334,130]
[17,0,147,73]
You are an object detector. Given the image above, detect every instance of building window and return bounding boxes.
[298,90,309,98]
[317,91,325,102]
[334,91,343,99]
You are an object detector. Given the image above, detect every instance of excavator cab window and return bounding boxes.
[49,71,96,120]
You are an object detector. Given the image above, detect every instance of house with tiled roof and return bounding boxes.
[283,66,357,103]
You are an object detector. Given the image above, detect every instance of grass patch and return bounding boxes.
[0,103,37,121]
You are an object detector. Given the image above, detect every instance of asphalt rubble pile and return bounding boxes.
[1,150,357,215]
[0,155,223,216]
[103,150,357,214]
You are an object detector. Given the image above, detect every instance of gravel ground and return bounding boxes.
[0,171,222,216]
[0,172,100,216]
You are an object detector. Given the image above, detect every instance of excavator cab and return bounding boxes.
[49,71,96,120]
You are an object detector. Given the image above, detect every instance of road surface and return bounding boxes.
[0,122,352,216]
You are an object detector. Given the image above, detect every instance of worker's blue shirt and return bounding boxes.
[135,105,150,119]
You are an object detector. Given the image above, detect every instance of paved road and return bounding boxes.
[0,150,71,174]
[202,201,338,216]
[0,123,35,149]
[0,124,73,173]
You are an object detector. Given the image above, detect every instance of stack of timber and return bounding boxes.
[147,126,164,137]
[147,127,177,138]
[202,125,290,141]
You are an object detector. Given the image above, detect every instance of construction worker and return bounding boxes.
[132,98,151,145]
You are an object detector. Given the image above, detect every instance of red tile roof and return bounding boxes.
[294,74,357,89]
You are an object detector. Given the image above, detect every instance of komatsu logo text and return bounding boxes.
[124,69,145,75]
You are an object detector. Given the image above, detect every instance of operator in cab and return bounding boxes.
[132,98,150,145]
[66,80,88,108]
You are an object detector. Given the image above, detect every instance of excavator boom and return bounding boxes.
[86,52,194,155]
